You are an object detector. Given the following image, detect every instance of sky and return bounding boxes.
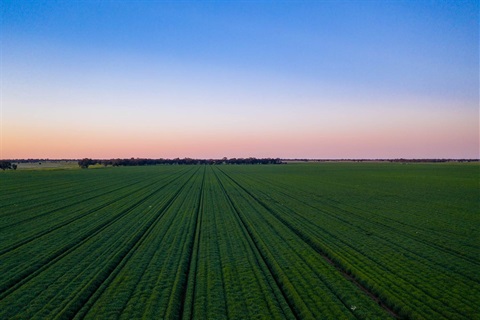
[1,0,478,159]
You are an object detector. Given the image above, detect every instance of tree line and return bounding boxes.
[0,161,17,170]
[78,157,284,168]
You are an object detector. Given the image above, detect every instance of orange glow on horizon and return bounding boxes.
[2,111,478,159]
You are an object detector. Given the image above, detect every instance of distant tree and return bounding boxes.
[78,158,95,169]
[12,164,17,170]
[0,161,12,170]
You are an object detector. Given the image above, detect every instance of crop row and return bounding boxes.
[218,167,395,319]
[0,166,199,318]
[1,163,477,319]
[217,164,479,319]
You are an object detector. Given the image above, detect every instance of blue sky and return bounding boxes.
[1,1,478,159]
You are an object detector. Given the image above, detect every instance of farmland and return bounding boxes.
[0,163,478,319]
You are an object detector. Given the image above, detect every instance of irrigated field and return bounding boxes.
[0,163,478,319]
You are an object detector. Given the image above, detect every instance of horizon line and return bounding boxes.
[2,157,479,161]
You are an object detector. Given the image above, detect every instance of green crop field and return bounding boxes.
[0,163,478,319]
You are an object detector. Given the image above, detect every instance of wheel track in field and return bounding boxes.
[0,168,187,255]
[212,167,302,320]
[52,166,201,320]
[0,167,197,299]
[216,167,400,319]
[178,166,205,320]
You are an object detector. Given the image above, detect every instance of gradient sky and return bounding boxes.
[1,1,478,159]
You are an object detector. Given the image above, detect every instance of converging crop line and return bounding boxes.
[0,169,155,227]
[176,165,205,320]
[0,167,196,300]
[61,167,201,320]
[234,172,475,318]
[134,167,204,319]
[252,174,479,267]
[212,167,300,320]
[247,173,480,299]
[1,192,130,256]
[216,167,400,319]
[215,168,340,318]
[80,167,200,319]
[216,168,364,318]
[263,176,480,268]
[0,167,188,256]
[0,174,117,214]
[0,183,129,231]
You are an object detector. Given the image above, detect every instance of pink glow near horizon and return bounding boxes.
[2,104,478,159]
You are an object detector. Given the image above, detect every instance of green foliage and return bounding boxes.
[0,163,478,319]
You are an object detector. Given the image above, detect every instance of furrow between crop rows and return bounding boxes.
[215,167,392,319]
[0,167,197,307]
[229,168,479,318]
[1,163,476,319]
